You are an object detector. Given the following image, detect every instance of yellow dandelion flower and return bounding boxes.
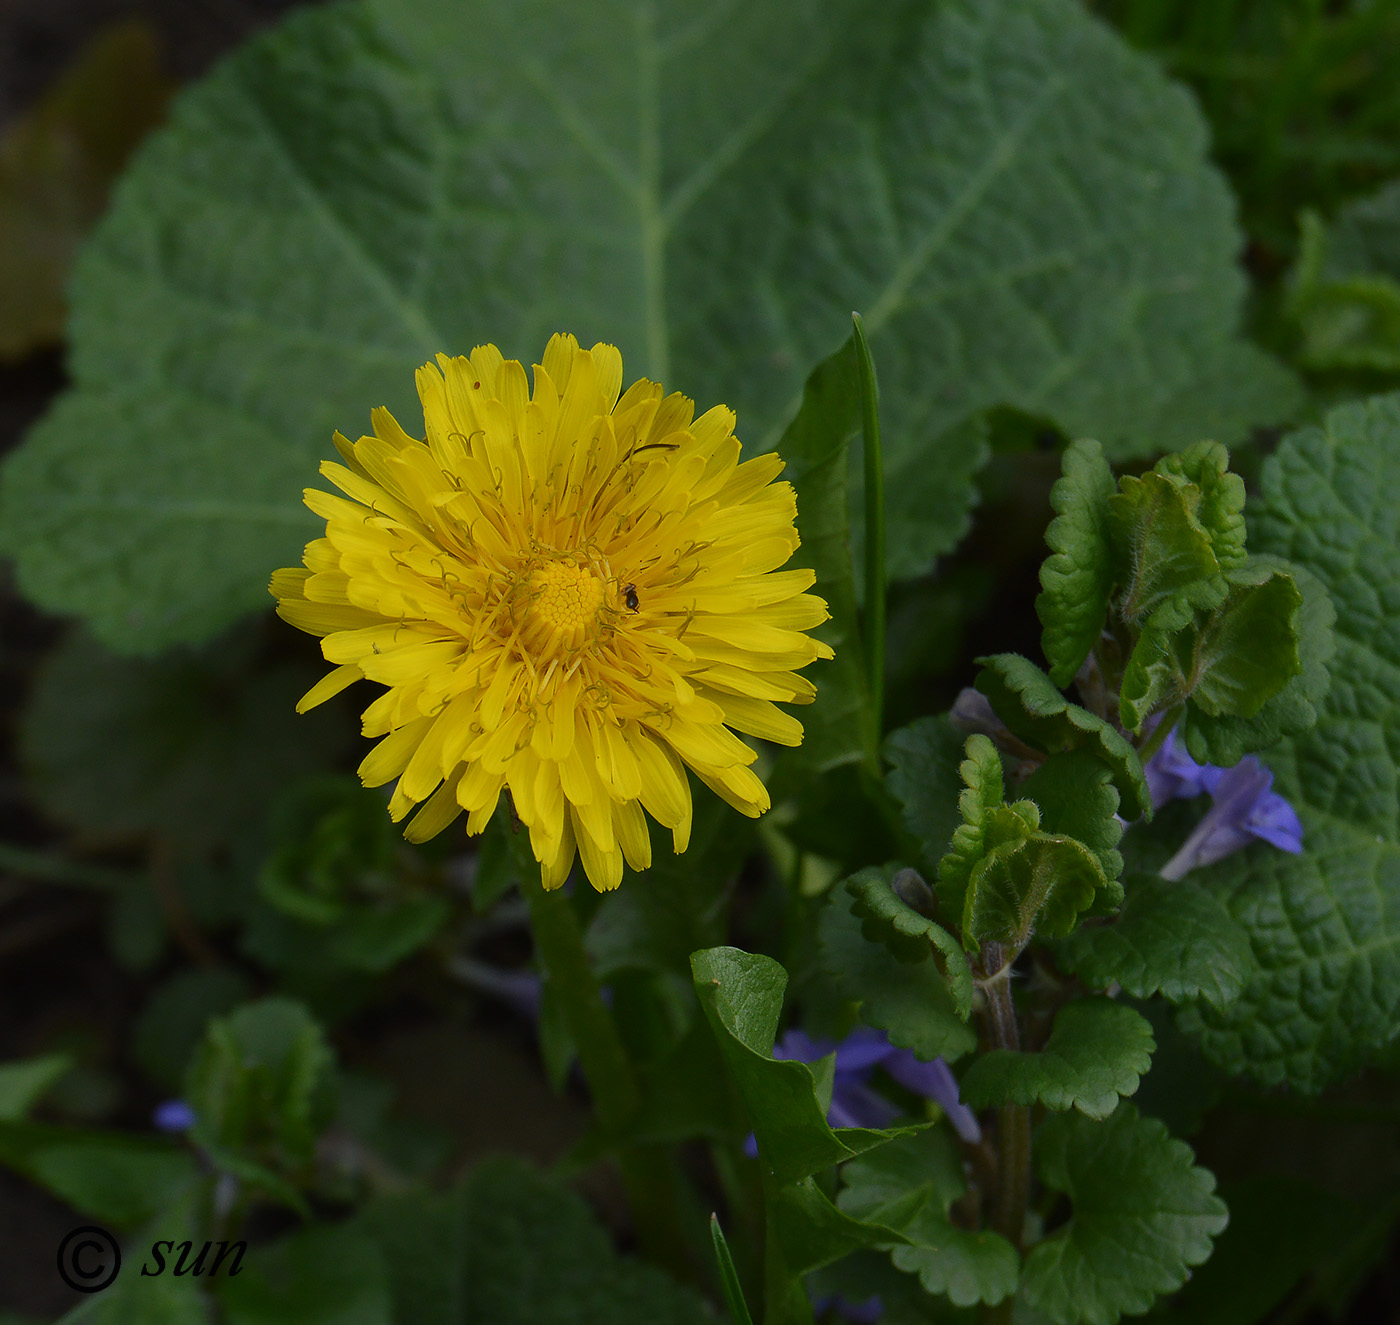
[270,335,831,892]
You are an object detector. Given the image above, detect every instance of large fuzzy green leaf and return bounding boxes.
[1179,393,1400,1091]
[0,0,1296,650]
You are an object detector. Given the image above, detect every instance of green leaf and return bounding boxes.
[964,834,1107,950]
[186,997,334,1172]
[358,1156,713,1325]
[1152,441,1248,571]
[936,734,1039,926]
[0,0,1297,650]
[883,714,967,883]
[1108,471,1223,627]
[973,654,1151,819]
[0,1122,198,1228]
[817,869,977,1064]
[771,339,873,781]
[1175,557,1335,767]
[16,629,350,853]
[0,1054,72,1121]
[960,999,1154,1119]
[1178,393,1400,1090]
[1054,875,1252,1011]
[1019,750,1124,887]
[1119,566,1304,735]
[1288,197,1400,372]
[84,1191,214,1325]
[846,868,973,1019]
[690,947,903,1185]
[838,1130,1019,1309]
[1020,1103,1228,1325]
[1037,439,1117,687]
[218,1224,391,1325]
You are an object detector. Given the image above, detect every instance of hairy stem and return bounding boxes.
[981,944,1030,1325]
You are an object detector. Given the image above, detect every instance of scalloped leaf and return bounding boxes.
[960,999,1154,1119]
[1055,874,1252,1011]
[974,654,1151,819]
[838,1130,1019,1309]
[818,870,977,1064]
[1037,438,1117,687]
[1020,1103,1228,1325]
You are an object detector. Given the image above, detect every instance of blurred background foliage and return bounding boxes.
[2,0,1400,1322]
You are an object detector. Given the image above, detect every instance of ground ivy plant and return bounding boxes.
[685,382,1347,1322]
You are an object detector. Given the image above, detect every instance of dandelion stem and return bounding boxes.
[852,313,886,773]
[519,854,695,1277]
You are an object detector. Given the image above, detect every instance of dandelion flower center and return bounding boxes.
[519,557,607,654]
[271,334,833,893]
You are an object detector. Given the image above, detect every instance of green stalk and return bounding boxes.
[1136,702,1184,764]
[852,313,886,774]
[710,1214,756,1325]
[519,858,693,1276]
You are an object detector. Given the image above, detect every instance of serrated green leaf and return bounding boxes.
[1109,470,1223,626]
[963,834,1106,950]
[1177,393,1400,1090]
[0,0,1297,650]
[1152,441,1248,571]
[1055,875,1252,1011]
[186,997,334,1173]
[1190,567,1303,718]
[884,714,968,883]
[1119,566,1304,735]
[973,654,1151,819]
[936,734,1039,926]
[1020,1103,1228,1325]
[690,947,904,1185]
[1037,439,1117,687]
[357,1157,713,1325]
[818,869,977,1064]
[1176,557,1335,767]
[960,999,1154,1119]
[838,1130,1019,1309]
[1019,750,1124,886]
[845,868,973,1020]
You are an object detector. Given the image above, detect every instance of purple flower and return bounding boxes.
[761,1026,981,1145]
[1143,725,1217,809]
[810,1292,883,1323]
[152,1099,197,1133]
[1147,730,1303,879]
